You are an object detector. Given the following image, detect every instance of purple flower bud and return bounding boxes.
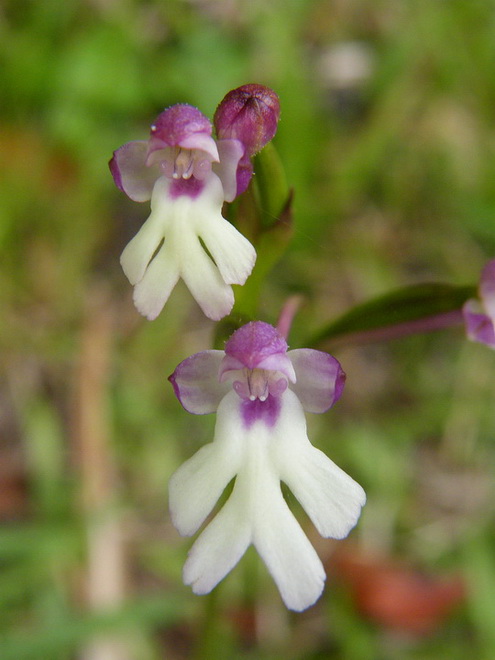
[214,84,280,157]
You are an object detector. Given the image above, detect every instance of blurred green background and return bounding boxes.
[2,0,495,658]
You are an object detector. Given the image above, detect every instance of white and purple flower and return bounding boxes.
[463,259,495,348]
[168,321,366,611]
[110,85,280,321]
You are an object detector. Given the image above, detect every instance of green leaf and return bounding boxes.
[309,282,476,347]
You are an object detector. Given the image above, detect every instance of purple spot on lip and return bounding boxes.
[240,394,281,429]
[169,177,205,199]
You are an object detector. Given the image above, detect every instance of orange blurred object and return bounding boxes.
[332,544,465,636]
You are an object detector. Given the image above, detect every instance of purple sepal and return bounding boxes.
[479,259,495,321]
[224,321,288,370]
[109,153,124,192]
[214,84,280,157]
[169,350,229,414]
[240,394,281,429]
[235,160,254,197]
[463,300,495,348]
[150,105,212,146]
[109,141,158,202]
[288,349,346,413]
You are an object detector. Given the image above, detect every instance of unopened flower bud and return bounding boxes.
[214,84,280,157]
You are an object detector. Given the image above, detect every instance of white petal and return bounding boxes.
[169,445,234,537]
[199,215,256,285]
[120,177,172,285]
[163,179,235,319]
[185,173,255,286]
[183,487,251,595]
[179,230,235,320]
[229,410,325,611]
[253,485,326,611]
[132,242,179,320]
[169,393,246,536]
[227,423,326,612]
[271,390,366,539]
[282,446,366,539]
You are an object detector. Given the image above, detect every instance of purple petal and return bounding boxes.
[218,355,245,381]
[109,141,158,202]
[288,349,346,413]
[256,353,296,382]
[479,259,495,321]
[463,299,495,348]
[179,132,219,161]
[225,322,288,370]
[169,350,229,414]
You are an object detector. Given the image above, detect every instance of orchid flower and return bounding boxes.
[463,259,495,348]
[109,85,280,321]
[168,321,366,611]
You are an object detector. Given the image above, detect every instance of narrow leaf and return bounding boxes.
[309,283,476,347]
